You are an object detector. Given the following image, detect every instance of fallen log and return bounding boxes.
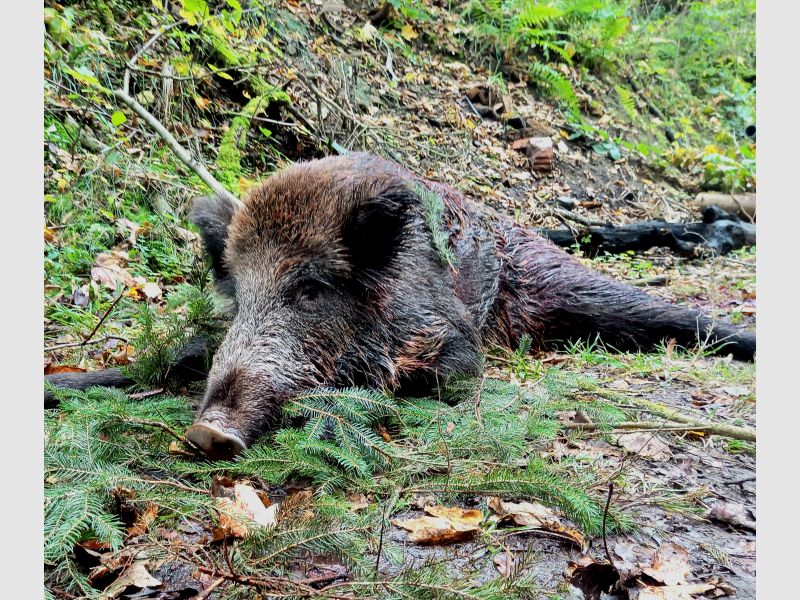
[44,336,213,408]
[696,192,755,221]
[536,207,755,257]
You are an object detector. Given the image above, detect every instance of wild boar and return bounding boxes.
[185,153,754,459]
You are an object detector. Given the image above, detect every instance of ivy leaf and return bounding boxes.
[111,111,127,127]
[609,145,622,161]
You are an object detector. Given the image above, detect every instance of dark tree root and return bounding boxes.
[44,336,213,408]
[536,206,755,257]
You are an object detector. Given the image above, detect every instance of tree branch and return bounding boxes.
[113,89,243,209]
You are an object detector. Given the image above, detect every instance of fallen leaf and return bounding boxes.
[392,505,482,545]
[45,227,55,242]
[142,281,162,300]
[708,501,756,531]
[347,493,370,512]
[71,285,90,307]
[215,483,278,539]
[116,218,143,245]
[494,551,517,577]
[194,95,212,110]
[92,251,136,289]
[100,561,162,599]
[634,582,714,600]
[615,432,672,460]
[641,543,691,586]
[127,504,158,538]
[44,364,86,375]
[392,515,479,545]
[488,497,586,548]
[400,24,418,40]
[424,505,483,526]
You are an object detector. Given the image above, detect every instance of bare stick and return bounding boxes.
[563,420,755,442]
[83,291,125,344]
[602,483,616,569]
[123,18,188,95]
[113,89,243,209]
[44,335,128,353]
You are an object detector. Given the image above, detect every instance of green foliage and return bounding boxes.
[415,184,458,268]
[45,367,638,594]
[44,387,202,593]
[458,0,755,190]
[182,371,628,536]
[123,282,224,388]
[615,84,637,120]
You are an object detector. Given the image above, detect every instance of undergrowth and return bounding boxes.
[457,0,755,191]
[45,370,632,596]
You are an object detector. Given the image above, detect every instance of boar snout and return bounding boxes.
[186,421,247,460]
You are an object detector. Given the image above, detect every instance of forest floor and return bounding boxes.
[44,2,755,599]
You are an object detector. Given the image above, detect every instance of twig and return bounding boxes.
[550,206,608,227]
[83,291,126,345]
[195,577,225,600]
[474,376,486,431]
[375,501,387,575]
[602,483,616,569]
[113,88,242,208]
[124,417,205,454]
[629,275,669,287]
[128,388,165,400]
[563,420,755,442]
[44,335,128,353]
[123,18,188,95]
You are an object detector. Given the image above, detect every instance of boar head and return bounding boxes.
[185,154,482,459]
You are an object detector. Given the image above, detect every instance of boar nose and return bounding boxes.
[185,422,247,460]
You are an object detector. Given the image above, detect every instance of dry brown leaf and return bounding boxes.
[44,364,86,375]
[126,503,158,538]
[92,251,136,289]
[488,497,586,548]
[424,505,483,526]
[392,515,479,545]
[142,281,162,300]
[215,483,278,539]
[493,551,517,577]
[400,24,418,40]
[615,432,672,460]
[708,501,756,531]
[100,562,162,599]
[641,543,691,586]
[347,493,370,512]
[634,583,715,600]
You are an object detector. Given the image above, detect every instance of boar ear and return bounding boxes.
[341,186,414,277]
[189,195,238,294]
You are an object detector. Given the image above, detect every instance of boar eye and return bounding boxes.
[291,278,325,305]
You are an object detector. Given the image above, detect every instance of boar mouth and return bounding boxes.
[185,421,247,460]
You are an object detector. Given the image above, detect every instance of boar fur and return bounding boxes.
[186,153,755,458]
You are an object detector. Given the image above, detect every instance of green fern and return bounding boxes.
[528,61,580,115]
[616,84,638,120]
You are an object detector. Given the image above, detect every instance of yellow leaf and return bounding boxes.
[57,178,69,191]
[194,96,212,110]
[44,227,55,242]
[401,24,418,41]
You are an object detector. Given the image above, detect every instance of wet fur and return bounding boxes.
[190,154,755,444]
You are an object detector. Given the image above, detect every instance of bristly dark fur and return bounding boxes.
[188,153,755,447]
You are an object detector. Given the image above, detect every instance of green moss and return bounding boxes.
[215,91,285,190]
